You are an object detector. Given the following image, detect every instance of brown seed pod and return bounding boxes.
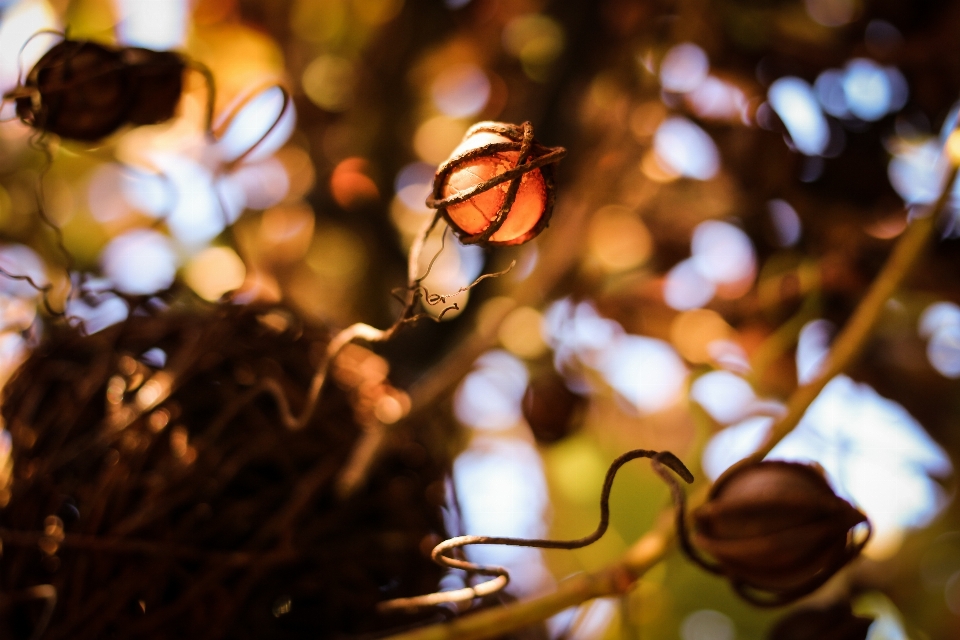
[6,38,185,141]
[427,121,565,247]
[521,369,586,444]
[672,460,871,606]
[767,602,873,640]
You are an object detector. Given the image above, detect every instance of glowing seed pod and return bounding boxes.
[428,121,565,247]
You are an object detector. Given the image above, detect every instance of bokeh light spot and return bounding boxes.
[498,306,548,359]
[0,1,59,98]
[767,199,802,246]
[691,220,756,292]
[691,370,756,424]
[919,301,960,339]
[670,309,733,365]
[331,157,379,209]
[454,350,528,431]
[587,205,652,272]
[653,117,720,180]
[502,14,564,81]
[768,77,829,156]
[0,244,47,298]
[453,437,550,594]
[101,229,177,295]
[664,258,715,311]
[804,0,858,27]
[597,334,687,414]
[797,319,833,384]
[659,42,709,94]
[681,609,735,640]
[431,63,491,118]
[302,55,355,112]
[843,58,892,122]
[116,0,188,49]
[686,76,749,122]
[815,69,849,118]
[183,246,246,301]
[887,139,944,206]
[413,116,469,165]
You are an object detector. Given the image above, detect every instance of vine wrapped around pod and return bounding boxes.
[427,121,565,247]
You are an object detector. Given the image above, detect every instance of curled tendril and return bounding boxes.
[412,260,518,308]
[378,449,694,613]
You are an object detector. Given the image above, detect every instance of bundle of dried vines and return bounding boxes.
[0,299,451,639]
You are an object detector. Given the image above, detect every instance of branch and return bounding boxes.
[383,147,960,640]
[756,160,958,457]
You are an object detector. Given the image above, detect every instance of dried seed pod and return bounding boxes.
[428,121,565,247]
[6,39,185,141]
[522,369,585,444]
[681,460,871,606]
[766,602,873,640]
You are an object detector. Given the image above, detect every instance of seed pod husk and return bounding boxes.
[522,369,585,444]
[428,121,565,247]
[684,460,870,606]
[8,39,185,141]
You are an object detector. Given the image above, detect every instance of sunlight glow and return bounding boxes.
[454,350,528,431]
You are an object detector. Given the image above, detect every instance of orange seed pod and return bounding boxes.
[428,121,565,247]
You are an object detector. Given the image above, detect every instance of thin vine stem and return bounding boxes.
[753,163,958,457]
[378,450,692,613]
[380,136,960,640]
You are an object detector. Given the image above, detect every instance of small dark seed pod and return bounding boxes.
[121,47,186,127]
[682,460,870,606]
[522,370,585,444]
[427,121,565,247]
[7,39,185,141]
[767,602,873,640]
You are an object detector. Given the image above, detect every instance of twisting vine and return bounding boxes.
[378,449,693,613]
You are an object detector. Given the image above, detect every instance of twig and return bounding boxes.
[381,135,960,640]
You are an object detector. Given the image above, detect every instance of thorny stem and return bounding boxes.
[381,150,960,640]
